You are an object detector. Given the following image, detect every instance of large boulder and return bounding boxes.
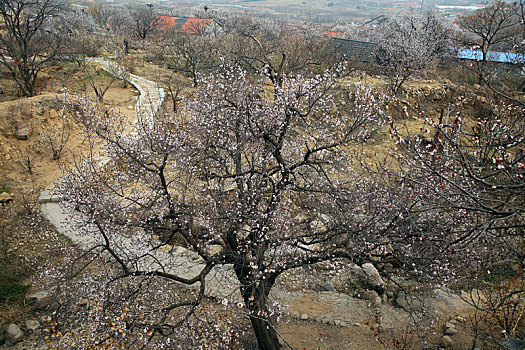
[340,263,386,295]
[395,288,470,317]
[0,192,12,204]
[25,290,52,309]
[15,126,30,140]
[361,263,385,290]
[1,324,23,346]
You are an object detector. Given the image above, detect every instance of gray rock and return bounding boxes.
[361,263,385,288]
[300,313,309,320]
[334,320,341,326]
[25,319,40,331]
[2,324,23,346]
[504,337,525,350]
[323,281,336,292]
[445,321,456,329]
[445,327,458,336]
[395,288,468,316]
[442,335,454,348]
[362,290,382,308]
[16,126,30,140]
[25,291,51,309]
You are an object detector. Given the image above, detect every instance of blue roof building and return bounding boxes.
[454,49,525,64]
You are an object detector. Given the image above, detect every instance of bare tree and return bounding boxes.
[217,15,338,92]
[39,107,70,160]
[128,4,160,40]
[58,8,126,102]
[457,0,519,84]
[107,9,128,35]
[87,1,113,30]
[0,0,65,97]
[60,6,102,60]
[160,74,188,113]
[276,28,335,73]
[162,32,220,87]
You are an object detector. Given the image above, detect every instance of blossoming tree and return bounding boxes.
[57,63,402,348]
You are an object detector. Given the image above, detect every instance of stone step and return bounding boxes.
[38,189,61,203]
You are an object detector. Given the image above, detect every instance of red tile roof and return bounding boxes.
[157,16,212,33]
[323,31,345,38]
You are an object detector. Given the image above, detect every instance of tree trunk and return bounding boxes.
[233,261,281,349]
[249,315,281,350]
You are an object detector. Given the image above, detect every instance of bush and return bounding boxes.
[0,269,30,303]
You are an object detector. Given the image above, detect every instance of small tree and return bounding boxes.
[128,4,160,40]
[39,106,70,160]
[162,31,220,87]
[457,0,519,84]
[376,10,450,94]
[0,0,65,97]
[159,74,188,114]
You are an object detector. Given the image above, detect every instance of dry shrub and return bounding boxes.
[467,265,525,349]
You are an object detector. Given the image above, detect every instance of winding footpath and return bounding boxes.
[90,57,165,127]
[38,57,241,300]
[36,59,467,334]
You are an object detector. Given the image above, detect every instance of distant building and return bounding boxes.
[156,16,221,35]
[435,5,484,11]
[454,49,525,64]
[328,37,378,63]
[323,31,344,38]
